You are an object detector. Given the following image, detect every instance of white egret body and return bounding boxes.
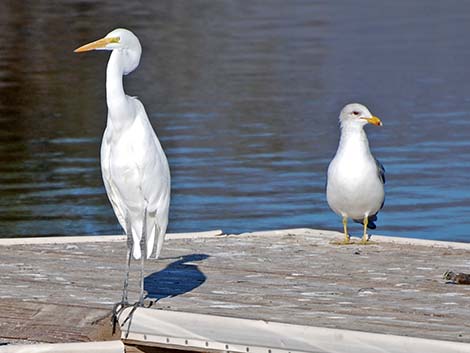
[75,28,171,304]
[326,103,384,244]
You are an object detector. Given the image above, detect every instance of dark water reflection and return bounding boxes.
[0,1,469,241]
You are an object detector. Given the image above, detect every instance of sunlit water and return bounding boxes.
[0,1,469,241]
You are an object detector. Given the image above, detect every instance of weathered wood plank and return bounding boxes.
[0,341,124,353]
[0,229,469,344]
[0,300,119,343]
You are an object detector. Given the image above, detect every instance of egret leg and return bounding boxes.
[112,213,132,332]
[138,207,148,306]
[360,217,369,244]
[121,207,148,335]
[121,216,133,304]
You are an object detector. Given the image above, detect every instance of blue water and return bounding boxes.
[0,1,469,241]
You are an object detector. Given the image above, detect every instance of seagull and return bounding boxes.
[326,103,385,244]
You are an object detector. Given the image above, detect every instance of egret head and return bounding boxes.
[338,103,382,128]
[74,28,142,75]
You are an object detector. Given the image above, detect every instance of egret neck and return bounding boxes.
[106,50,135,131]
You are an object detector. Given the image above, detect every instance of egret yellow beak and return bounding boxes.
[363,116,383,126]
[74,37,120,53]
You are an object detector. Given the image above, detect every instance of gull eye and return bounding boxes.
[352,111,359,116]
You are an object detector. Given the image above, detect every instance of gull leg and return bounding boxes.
[360,217,369,244]
[341,216,350,244]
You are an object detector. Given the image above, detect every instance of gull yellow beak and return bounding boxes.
[74,37,120,53]
[363,116,383,126]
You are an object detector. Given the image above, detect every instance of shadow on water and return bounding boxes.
[144,253,209,301]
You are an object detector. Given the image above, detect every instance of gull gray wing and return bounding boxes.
[353,157,385,229]
[375,157,385,185]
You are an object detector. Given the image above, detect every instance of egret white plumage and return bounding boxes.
[74,28,171,306]
[326,103,384,244]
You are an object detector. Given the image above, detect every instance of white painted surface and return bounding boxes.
[119,308,470,353]
[0,227,469,250]
[0,341,124,353]
[371,234,470,249]
[0,229,223,246]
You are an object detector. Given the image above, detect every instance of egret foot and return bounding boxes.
[111,301,129,334]
[119,299,154,338]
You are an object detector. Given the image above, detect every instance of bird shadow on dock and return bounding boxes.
[144,253,209,301]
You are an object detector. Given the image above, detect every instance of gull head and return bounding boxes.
[339,103,382,128]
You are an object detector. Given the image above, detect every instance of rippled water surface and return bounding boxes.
[1,1,470,241]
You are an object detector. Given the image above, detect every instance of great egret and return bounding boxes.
[74,28,171,306]
[326,103,384,244]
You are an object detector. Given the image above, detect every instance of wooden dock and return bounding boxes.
[0,229,470,351]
